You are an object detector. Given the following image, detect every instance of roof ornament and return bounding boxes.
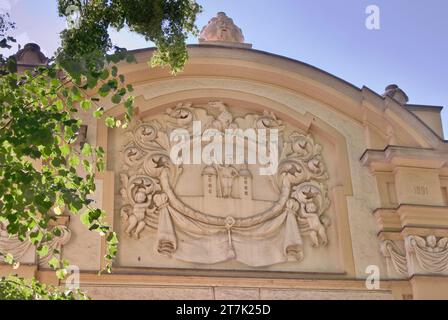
[383,84,409,105]
[15,43,48,66]
[199,12,252,48]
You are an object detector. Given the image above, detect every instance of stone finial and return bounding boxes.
[16,43,48,66]
[383,84,409,105]
[199,12,252,48]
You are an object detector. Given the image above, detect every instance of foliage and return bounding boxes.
[0,13,16,75]
[0,62,119,273]
[57,0,201,75]
[0,275,89,300]
[0,0,201,299]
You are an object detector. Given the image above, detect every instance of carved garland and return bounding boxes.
[0,222,71,267]
[381,240,408,277]
[406,235,448,274]
[381,235,448,277]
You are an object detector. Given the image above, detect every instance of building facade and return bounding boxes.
[1,12,448,300]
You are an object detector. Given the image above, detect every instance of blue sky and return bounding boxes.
[3,0,448,137]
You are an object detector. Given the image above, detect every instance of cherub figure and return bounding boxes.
[297,188,328,247]
[122,180,155,239]
[208,101,237,131]
[166,103,194,127]
[409,235,448,253]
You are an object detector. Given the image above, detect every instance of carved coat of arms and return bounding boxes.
[120,102,331,267]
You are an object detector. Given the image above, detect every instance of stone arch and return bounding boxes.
[100,84,359,275]
[117,46,444,150]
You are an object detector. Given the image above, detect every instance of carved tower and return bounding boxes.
[239,166,253,200]
[202,165,218,198]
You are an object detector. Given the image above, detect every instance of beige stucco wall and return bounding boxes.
[406,106,444,139]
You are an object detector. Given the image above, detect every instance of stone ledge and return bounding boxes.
[361,146,448,171]
[374,204,448,234]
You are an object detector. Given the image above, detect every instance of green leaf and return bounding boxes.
[105,117,116,128]
[100,69,109,80]
[53,228,62,237]
[87,75,99,89]
[80,211,91,226]
[95,147,105,158]
[81,100,92,111]
[111,94,121,104]
[37,245,49,258]
[82,160,92,173]
[93,108,104,119]
[60,144,70,157]
[54,100,64,112]
[56,269,67,280]
[89,209,103,220]
[4,253,14,265]
[124,96,134,117]
[69,155,80,167]
[71,86,82,101]
[111,66,118,77]
[81,143,92,157]
[48,257,59,270]
[98,84,111,97]
[30,230,43,244]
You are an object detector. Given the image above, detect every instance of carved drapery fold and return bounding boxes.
[154,191,304,266]
[0,222,71,267]
[381,240,408,277]
[0,223,32,262]
[406,235,448,274]
[381,235,448,277]
[38,226,72,268]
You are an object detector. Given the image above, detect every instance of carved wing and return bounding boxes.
[411,235,427,248]
[437,237,448,249]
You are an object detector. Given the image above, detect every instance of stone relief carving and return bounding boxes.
[37,225,72,268]
[199,12,245,43]
[0,222,71,267]
[120,102,331,267]
[381,240,408,277]
[0,222,32,262]
[381,235,448,277]
[406,235,448,274]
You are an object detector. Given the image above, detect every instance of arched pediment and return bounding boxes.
[114,45,446,151]
[91,43,446,279]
